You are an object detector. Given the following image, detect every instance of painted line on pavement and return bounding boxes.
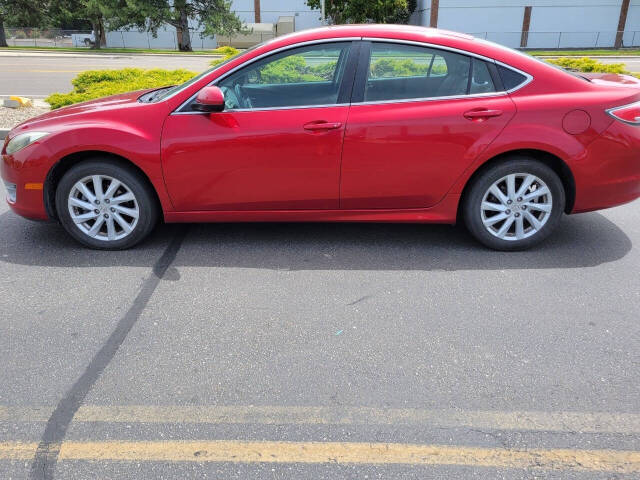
[1,440,639,472]
[29,226,189,480]
[2,405,639,434]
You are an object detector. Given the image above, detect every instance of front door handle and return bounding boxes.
[303,121,342,131]
[463,109,503,121]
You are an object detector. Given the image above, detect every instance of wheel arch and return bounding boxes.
[44,150,163,221]
[457,148,576,221]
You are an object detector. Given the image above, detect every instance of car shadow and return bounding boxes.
[0,209,632,271]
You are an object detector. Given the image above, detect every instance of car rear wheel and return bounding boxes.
[55,160,158,250]
[463,157,565,251]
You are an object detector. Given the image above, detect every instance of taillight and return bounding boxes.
[607,101,640,125]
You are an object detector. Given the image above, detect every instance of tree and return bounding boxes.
[48,0,120,48]
[111,0,244,52]
[0,0,48,47]
[306,0,414,25]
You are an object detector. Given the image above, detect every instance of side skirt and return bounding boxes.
[164,194,460,224]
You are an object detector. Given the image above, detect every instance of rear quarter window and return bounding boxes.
[497,65,528,91]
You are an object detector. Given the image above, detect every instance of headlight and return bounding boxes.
[5,132,49,155]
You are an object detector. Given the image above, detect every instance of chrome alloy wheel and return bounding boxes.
[67,175,139,242]
[480,173,553,241]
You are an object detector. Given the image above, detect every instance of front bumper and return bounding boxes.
[1,142,51,221]
[572,120,640,213]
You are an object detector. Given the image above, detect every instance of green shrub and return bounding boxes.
[211,46,239,57]
[209,46,241,67]
[45,68,197,109]
[547,57,627,74]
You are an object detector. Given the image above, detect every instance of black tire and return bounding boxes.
[55,159,159,250]
[463,157,565,251]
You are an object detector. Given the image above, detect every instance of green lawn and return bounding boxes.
[0,45,227,55]
[527,49,640,56]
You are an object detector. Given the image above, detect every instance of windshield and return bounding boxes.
[144,43,264,103]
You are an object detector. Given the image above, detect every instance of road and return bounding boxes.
[0,51,214,98]
[0,177,639,478]
[3,50,640,98]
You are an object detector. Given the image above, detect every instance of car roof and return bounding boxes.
[271,24,475,46]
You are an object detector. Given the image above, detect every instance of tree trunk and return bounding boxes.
[0,15,8,48]
[90,20,101,49]
[99,18,107,47]
[174,0,192,52]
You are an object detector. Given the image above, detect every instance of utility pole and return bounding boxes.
[321,0,326,25]
[254,0,261,23]
[615,0,630,48]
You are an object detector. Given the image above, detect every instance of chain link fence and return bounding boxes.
[466,31,640,50]
[3,27,275,50]
[5,27,640,50]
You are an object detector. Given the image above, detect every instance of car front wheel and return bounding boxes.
[463,157,566,251]
[55,159,158,250]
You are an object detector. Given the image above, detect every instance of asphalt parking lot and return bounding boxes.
[0,51,214,98]
[0,177,639,478]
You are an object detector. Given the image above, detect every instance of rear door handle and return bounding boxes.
[303,121,342,131]
[463,109,503,121]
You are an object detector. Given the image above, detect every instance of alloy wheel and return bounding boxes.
[480,173,553,241]
[67,175,140,242]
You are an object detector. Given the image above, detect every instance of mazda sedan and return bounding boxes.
[2,25,639,250]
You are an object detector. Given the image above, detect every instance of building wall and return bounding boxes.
[106,1,639,50]
[230,0,321,31]
[413,0,635,48]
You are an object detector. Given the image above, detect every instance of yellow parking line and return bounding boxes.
[2,405,639,434]
[0,441,638,472]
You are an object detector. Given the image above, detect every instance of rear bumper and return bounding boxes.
[572,121,640,213]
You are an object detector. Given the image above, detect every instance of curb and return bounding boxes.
[0,129,9,140]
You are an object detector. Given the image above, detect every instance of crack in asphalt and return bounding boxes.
[29,226,189,480]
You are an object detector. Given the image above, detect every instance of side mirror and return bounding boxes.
[192,86,225,113]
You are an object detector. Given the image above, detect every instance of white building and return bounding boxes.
[104,0,640,50]
[411,0,640,48]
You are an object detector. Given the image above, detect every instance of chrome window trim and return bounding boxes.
[172,37,361,115]
[173,103,351,115]
[352,91,508,108]
[171,36,534,115]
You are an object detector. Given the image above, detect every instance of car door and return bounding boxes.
[162,41,357,211]
[340,41,517,209]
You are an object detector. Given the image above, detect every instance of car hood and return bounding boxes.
[582,72,640,87]
[13,89,153,131]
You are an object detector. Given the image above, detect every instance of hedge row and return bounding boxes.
[546,57,627,74]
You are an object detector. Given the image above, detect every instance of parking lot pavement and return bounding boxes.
[0,51,214,97]
[0,180,639,479]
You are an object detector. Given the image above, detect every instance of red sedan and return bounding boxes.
[2,25,639,250]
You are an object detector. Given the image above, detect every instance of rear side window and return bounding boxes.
[367,44,446,80]
[497,65,528,91]
[470,59,496,94]
[363,42,496,103]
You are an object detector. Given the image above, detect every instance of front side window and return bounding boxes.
[217,42,351,110]
[363,42,496,103]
